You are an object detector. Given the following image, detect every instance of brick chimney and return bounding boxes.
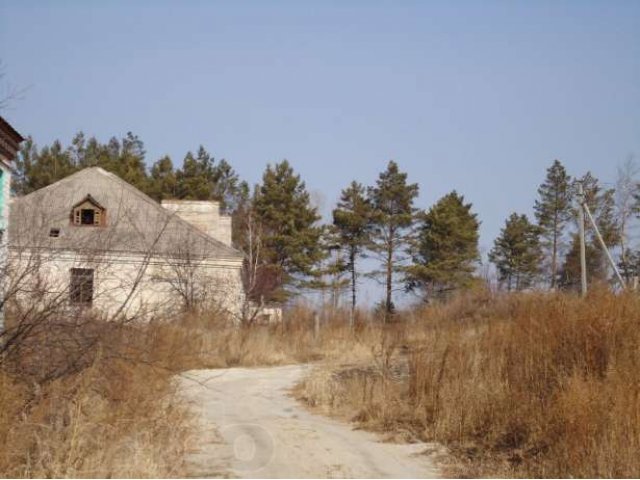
[161,200,232,247]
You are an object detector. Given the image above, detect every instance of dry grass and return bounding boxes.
[4,289,637,478]
[0,305,375,478]
[0,317,197,478]
[296,289,640,478]
[151,305,380,370]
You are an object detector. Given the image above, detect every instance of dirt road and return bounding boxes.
[179,365,441,478]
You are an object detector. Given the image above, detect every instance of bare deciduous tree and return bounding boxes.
[616,156,639,280]
[0,60,28,111]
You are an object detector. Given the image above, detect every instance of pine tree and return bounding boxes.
[75,135,108,169]
[88,133,148,191]
[176,147,214,200]
[332,181,372,314]
[616,159,639,281]
[117,132,148,190]
[559,234,606,290]
[149,155,177,201]
[209,158,243,214]
[368,161,419,319]
[312,232,351,311]
[575,172,620,277]
[15,132,152,195]
[533,160,572,289]
[14,138,76,194]
[579,172,619,243]
[407,191,480,300]
[594,188,619,247]
[175,146,243,212]
[253,160,325,301]
[489,213,542,291]
[13,136,36,195]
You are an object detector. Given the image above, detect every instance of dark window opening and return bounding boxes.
[70,268,94,305]
[71,195,105,227]
[49,228,60,238]
[80,209,95,225]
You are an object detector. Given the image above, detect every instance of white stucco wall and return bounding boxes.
[161,200,233,247]
[0,160,11,330]
[8,248,245,322]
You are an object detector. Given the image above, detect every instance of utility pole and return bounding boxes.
[582,200,626,291]
[576,180,626,294]
[577,182,588,297]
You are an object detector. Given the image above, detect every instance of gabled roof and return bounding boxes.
[9,167,243,261]
[72,193,105,211]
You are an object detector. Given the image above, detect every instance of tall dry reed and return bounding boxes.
[298,289,640,477]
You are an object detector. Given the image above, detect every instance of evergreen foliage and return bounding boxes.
[15,132,149,195]
[175,148,212,200]
[14,134,243,212]
[148,156,177,201]
[14,137,77,194]
[331,181,372,313]
[559,234,606,290]
[489,213,542,291]
[578,172,620,246]
[253,160,325,301]
[407,191,480,300]
[534,160,572,288]
[564,172,621,283]
[367,161,418,318]
[174,146,243,212]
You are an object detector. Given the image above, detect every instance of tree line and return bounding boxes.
[490,161,624,292]
[15,132,636,318]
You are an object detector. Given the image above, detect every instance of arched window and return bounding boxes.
[71,194,106,227]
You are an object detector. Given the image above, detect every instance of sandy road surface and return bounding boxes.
[179,365,441,478]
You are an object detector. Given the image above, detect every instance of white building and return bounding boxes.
[0,116,24,330]
[8,167,245,320]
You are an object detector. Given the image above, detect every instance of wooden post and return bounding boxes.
[313,311,320,341]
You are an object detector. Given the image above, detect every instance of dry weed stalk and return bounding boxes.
[297,289,640,478]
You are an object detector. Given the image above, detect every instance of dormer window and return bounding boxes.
[71,194,106,227]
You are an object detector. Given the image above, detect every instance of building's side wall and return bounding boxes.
[161,200,233,246]
[217,216,232,248]
[7,249,245,321]
[0,162,10,232]
[0,162,11,330]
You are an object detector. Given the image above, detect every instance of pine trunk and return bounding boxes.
[385,233,394,321]
[550,188,560,290]
[551,212,558,289]
[350,249,357,319]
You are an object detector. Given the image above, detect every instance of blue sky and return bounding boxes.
[1,1,639,302]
